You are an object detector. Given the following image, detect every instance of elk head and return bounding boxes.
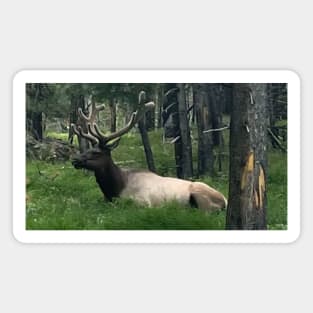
[71,91,154,173]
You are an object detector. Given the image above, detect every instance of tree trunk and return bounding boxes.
[31,111,43,141]
[145,108,155,131]
[152,84,163,129]
[137,90,156,172]
[223,84,233,115]
[177,83,193,178]
[68,96,78,144]
[195,84,214,176]
[208,84,221,146]
[189,85,196,125]
[226,84,268,230]
[208,83,225,171]
[109,96,117,133]
[124,99,132,126]
[69,94,90,153]
[27,84,43,141]
[138,118,156,172]
[163,84,182,178]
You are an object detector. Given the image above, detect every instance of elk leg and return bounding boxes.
[189,192,212,212]
[189,182,226,212]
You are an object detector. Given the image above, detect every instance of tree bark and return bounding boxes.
[195,84,214,176]
[30,111,43,141]
[68,95,78,144]
[223,84,233,115]
[226,84,268,230]
[27,84,43,141]
[177,83,193,178]
[155,84,163,128]
[163,84,182,177]
[138,118,156,172]
[69,94,90,153]
[208,84,225,171]
[109,96,117,133]
[145,109,155,131]
[136,90,156,172]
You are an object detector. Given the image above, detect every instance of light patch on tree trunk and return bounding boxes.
[257,164,266,210]
[254,189,259,208]
[240,151,254,190]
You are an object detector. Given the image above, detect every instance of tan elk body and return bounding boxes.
[72,92,227,212]
[120,170,227,210]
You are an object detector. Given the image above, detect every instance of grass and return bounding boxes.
[26,129,287,230]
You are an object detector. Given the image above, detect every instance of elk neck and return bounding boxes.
[94,157,126,201]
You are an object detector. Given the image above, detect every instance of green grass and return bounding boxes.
[46,131,78,145]
[266,152,288,229]
[26,130,287,230]
[26,161,226,230]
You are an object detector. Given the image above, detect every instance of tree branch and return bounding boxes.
[203,125,230,134]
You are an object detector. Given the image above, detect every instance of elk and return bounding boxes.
[71,92,227,212]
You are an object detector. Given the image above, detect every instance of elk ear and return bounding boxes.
[106,138,121,151]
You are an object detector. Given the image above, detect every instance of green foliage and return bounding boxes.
[26,83,159,130]
[26,130,287,230]
[45,131,69,141]
[266,152,288,227]
[275,120,287,127]
[26,83,71,118]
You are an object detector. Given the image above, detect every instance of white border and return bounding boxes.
[13,70,300,243]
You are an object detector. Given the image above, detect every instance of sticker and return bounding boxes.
[13,70,300,243]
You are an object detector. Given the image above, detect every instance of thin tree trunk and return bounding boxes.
[69,94,90,153]
[31,111,43,141]
[109,96,116,133]
[226,83,268,230]
[177,83,193,178]
[223,84,233,115]
[68,95,78,144]
[163,84,182,177]
[190,85,196,125]
[208,83,225,171]
[29,85,43,141]
[145,109,155,131]
[195,84,214,176]
[138,118,156,172]
[154,84,163,128]
[137,91,156,172]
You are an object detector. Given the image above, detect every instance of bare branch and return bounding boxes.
[267,128,287,152]
[170,136,181,144]
[164,87,179,97]
[203,125,230,134]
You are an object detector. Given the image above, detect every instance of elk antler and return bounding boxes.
[71,100,104,146]
[72,124,99,146]
[72,91,155,147]
[77,100,105,125]
[88,91,154,145]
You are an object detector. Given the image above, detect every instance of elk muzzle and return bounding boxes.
[72,155,86,169]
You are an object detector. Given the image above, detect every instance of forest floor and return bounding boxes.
[26,130,287,230]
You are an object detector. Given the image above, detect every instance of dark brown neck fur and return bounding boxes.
[94,160,126,201]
